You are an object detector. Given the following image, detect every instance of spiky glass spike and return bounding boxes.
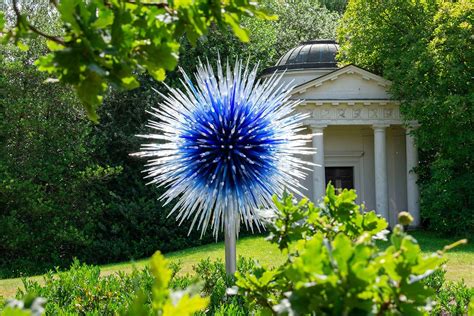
[135,59,313,236]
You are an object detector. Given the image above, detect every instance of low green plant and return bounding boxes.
[435,281,473,315]
[193,256,256,315]
[5,254,257,315]
[423,269,473,316]
[423,268,447,293]
[16,260,152,315]
[8,252,208,316]
[234,184,466,315]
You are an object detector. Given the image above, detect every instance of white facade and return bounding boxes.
[265,65,420,227]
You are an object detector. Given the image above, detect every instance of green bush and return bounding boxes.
[8,252,209,316]
[423,269,473,316]
[434,281,473,315]
[234,185,467,315]
[8,255,256,315]
[422,268,447,293]
[193,257,256,315]
[16,260,153,315]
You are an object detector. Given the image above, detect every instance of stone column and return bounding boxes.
[311,124,327,201]
[373,124,389,221]
[406,125,420,227]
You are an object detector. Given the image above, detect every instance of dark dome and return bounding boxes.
[262,40,339,75]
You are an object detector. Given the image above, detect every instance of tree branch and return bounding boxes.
[12,0,65,45]
[123,0,173,14]
[124,0,168,8]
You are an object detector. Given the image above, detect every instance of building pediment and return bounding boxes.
[291,65,392,101]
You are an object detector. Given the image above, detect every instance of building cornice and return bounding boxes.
[292,64,392,95]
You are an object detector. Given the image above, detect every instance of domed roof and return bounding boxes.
[262,40,339,75]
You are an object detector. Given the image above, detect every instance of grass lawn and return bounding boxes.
[0,231,472,299]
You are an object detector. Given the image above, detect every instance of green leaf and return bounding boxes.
[0,12,5,29]
[151,251,171,290]
[223,13,250,42]
[162,293,209,316]
[17,41,29,52]
[150,68,166,81]
[172,0,193,9]
[76,71,106,122]
[92,9,114,29]
[58,0,82,31]
[46,40,65,52]
[121,76,140,89]
[150,251,171,311]
[400,236,421,264]
[412,254,443,275]
[332,233,353,275]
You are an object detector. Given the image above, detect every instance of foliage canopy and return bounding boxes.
[337,0,474,236]
[0,0,274,121]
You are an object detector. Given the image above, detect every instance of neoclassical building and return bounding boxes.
[262,40,420,227]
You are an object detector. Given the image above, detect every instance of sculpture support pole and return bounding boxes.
[225,212,237,276]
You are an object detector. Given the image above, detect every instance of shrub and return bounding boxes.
[423,270,473,316]
[17,260,152,315]
[193,256,256,315]
[423,268,447,293]
[433,281,473,315]
[234,185,465,315]
[7,255,257,315]
[8,252,208,316]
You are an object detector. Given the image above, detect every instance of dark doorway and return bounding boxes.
[325,167,354,192]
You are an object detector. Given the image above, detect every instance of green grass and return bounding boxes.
[0,231,472,300]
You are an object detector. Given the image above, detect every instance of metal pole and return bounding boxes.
[224,212,237,275]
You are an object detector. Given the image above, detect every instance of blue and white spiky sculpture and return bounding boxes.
[135,59,313,274]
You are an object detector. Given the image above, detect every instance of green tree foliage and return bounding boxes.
[337,0,474,236]
[267,0,340,57]
[234,185,466,315]
[0,40,117,275]
[0,0,274,120]
[175,0,342,77]
[319,0,347,14]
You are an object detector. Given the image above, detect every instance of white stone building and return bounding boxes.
[262,40,420,227]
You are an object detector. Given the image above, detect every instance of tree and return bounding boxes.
[176,0,342,75]
[0,0,274,121]
[269,0,340,57]
[0,40,113,275]
[337,0,473,235]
